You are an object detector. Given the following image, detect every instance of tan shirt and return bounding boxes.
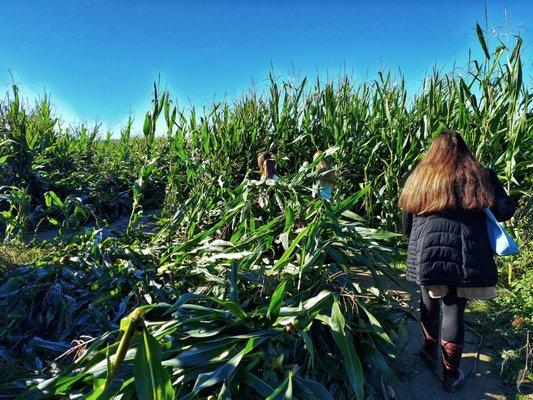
[424,285,496,300]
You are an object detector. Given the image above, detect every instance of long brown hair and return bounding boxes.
[258,151,277,178]
[399,131,494,214]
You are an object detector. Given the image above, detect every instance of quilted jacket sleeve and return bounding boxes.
[487,168,517,222]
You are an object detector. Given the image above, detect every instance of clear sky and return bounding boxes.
[0,0,531,133]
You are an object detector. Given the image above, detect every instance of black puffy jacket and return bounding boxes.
[403,169,516,287]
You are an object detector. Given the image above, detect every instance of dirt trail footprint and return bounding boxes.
[394,302,507,399]
[352,267,514,400]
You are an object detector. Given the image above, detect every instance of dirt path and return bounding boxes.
[354,266,516,400]
[392,283,509,399]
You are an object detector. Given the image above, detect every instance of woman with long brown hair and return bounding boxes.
[257,151,279,182]
[399,131,516,392]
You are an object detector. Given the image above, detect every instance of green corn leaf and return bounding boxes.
[133,329,175,400]
[329,301,364,399]
[267,280,287,320]
[242,371,276,397]
[265,371,293,400]
[361,305,395,347]
[190,337,260,395]
[229,261,239,304]
[299,330,315,369]
[44,191,64,208]
[476,23,490,59]
[165,338,239,369]
[143,112,152,137]
[269,224,313,274]
[293,376,335,400]
[218,300,248,320]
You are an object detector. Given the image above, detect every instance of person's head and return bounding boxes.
[313,151,335,182]
[258,151,277,178]
[258,151,272,176]
[263,158,277,179]
[399,131,494,214]
[313,151,327,169]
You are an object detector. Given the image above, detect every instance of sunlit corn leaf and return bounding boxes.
[187,337,261,397]
[266,280,286,320]
[329,301,364,399]
[133,329,175,400]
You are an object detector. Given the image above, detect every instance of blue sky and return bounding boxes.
[0,0,531,133]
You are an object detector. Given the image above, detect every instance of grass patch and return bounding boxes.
[0,243,50,276]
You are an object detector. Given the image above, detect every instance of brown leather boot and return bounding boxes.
[419,319,439,371]
[441,340,465,392]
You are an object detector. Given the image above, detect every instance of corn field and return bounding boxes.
[0,25,531,399]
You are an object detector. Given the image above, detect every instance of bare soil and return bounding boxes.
[392,282,511,399]
[357,266,525,400]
